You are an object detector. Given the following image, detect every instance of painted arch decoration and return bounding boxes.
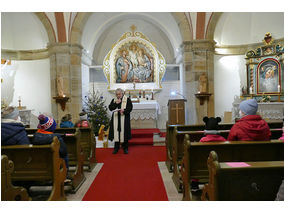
[103,26,166,91]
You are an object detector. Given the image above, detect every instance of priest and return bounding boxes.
[108,88,133,154]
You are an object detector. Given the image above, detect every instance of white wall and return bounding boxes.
[2,59,51,118]
[214,12,284,46]
[81,63,90,107]
[1,12,48,50]
[214,55,246,119]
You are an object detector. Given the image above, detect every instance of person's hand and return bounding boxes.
[120,109,124,115]
[116,99,121,104]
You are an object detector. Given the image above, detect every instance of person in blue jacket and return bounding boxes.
[1,106,30,146]
[60,113,74,128]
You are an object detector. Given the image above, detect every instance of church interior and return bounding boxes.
[1,6,284,208]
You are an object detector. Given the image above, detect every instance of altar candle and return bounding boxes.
[278,85,281,93]
[18,94,21,101]
[249,87,253,94]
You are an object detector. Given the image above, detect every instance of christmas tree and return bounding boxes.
[83,90,110,135]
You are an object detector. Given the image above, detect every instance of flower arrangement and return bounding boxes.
[260,93,271,102]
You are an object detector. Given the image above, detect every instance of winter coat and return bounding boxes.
[75,120,90,128]
[108,96,133,142]
[200,132,227,142]
[60,121,74,128]
[1,121,30,146]
[32,129,68,167]
[227,115,271,141]
[279,133,284,141]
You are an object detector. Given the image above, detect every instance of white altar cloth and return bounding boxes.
[232,102,284,121]
[131,100,161,120]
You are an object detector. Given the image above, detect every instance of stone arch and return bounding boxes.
[34,12,56,43]
[70,12,92,44]
[171,12,193,42]
[70,12,193,46]
[205,12,223,40]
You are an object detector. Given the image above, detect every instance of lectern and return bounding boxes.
[168,99,186,125]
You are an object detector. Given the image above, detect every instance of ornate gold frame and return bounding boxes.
[102,28,166,91]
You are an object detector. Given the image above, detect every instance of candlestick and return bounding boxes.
[249,87,253,94]
[151,91,154,100]
[18,100,22,109]
[143,90,145,98]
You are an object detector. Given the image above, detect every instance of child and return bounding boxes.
[33,114,69,171]
[75,111,90,128]
[228,99,271,141]
[60,114,74,128]
[200,116,226,142]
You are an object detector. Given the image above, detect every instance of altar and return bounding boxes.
[130,100,161,129]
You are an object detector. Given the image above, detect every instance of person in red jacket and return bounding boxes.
[200,116,226,142]
[228,99,271,141]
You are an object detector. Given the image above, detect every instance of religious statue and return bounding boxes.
[199,73,208,93]
[98,124,105,141]
[56,75,65,97]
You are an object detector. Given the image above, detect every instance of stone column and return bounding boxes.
[182,40,216,124]
[48,42,83,123]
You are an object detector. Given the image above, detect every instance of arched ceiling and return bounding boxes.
[81,12,183,65]
[214,12,284,46]
[1,12,49,50]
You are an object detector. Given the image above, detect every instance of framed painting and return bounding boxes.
[103,28,166,91]
[257,58,281,94]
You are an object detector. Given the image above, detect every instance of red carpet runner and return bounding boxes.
[129,128,161,145]
[82,145,168,201]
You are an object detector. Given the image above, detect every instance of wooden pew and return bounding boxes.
[181,136,284,201]
[165,123,234,173]
[1,137,66,201]
[27,129,86,193]
[26,127,97,171]
[166,121,283,173]
[171,128,283,192]
[63,129,86,193]
[201,151,284,201]
[1,155,31,201]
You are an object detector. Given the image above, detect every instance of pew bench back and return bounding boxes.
[204,151,284,201]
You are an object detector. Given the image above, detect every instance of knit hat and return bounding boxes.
[38,114,57,132]
[203,116,222,130]
[239,99,258,115]
[79,112,88,120]
[61,114,72,122]
[1,106,19,120]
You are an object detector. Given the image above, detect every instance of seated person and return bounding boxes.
[75,111,90,128]
[1,106,29,145]
[33,114,69,171]
[228,99,271,141]
[278,126,284,141]
[60,113,74,128]
[200,117,226,142]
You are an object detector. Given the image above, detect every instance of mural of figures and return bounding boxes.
[258,59,280,93]
[115,49,133,83]
[115,42,154,83]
